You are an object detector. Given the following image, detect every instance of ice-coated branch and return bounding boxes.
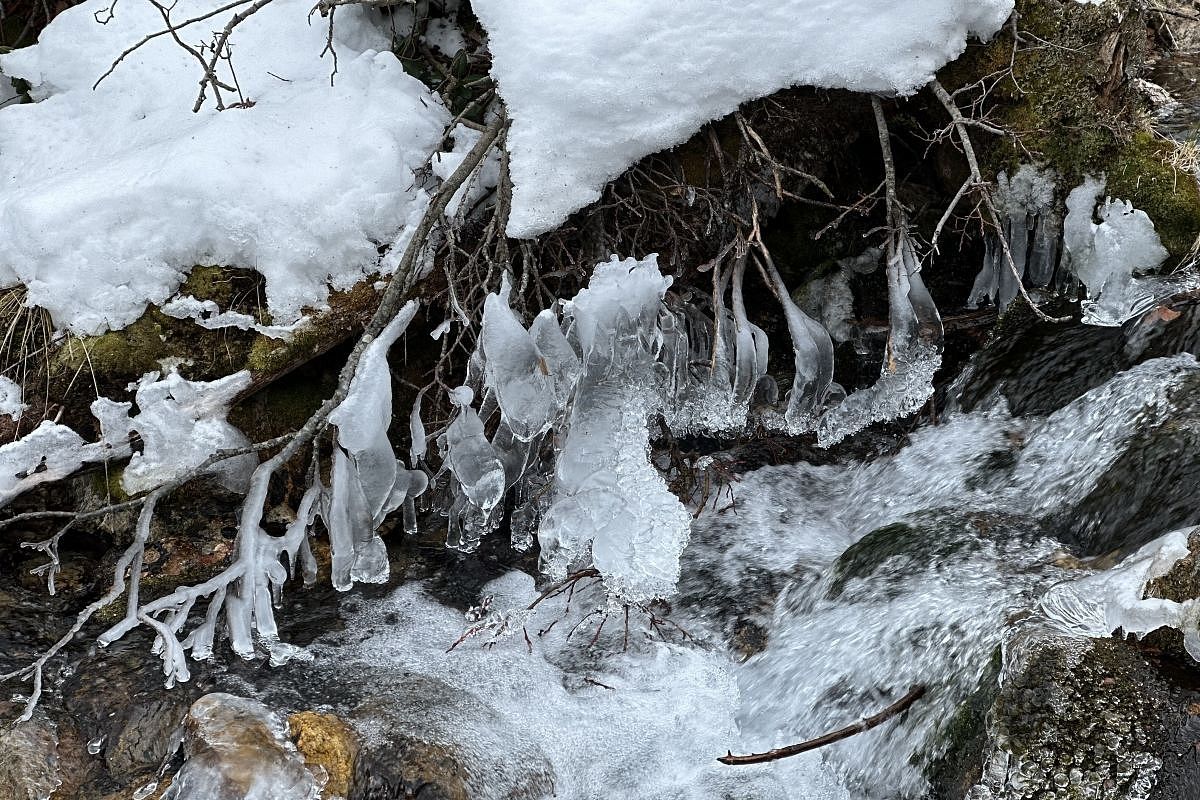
[929,79,1070,324]
[2,111,508,719]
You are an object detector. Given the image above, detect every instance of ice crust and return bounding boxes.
[122,369,255,495]
[0,368,254,506]
[472,0,1015,237]
[0,0,447,334]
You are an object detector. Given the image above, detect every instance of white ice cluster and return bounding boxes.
[1062,176,1172,326]
[442,257,699,600]
[0,0,448,334]
[968,167,1187,326]
[969,164,1062,310]
[0,369,252,507]
[1037,527,1200,659]
[474,0,1015,237]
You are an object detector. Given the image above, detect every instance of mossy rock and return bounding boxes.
[828,510,1049,599]
[970,635,1178,800]
[925,646,1002,800]
[940,0,1200,262]
[289,711,359,799]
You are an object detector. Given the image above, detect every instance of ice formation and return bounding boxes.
[817,233,944,446]
[121,370,256,495]
[472,0,1015,237]
[160,296,302,340]
[968,167,1183,325]
[0,368,260,507]
[968,164,1062,310]
[444,257,698,599]
[1037,527,1200,658]
[163,693,323,800]
[0,0,448,334]
[1061,176,1172,326]
[326,301,426,589]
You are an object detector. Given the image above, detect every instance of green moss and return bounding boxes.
[1106,133,1200,260]
[54,314,168,378]
[246,322,328,375]
[938,0,1200,263]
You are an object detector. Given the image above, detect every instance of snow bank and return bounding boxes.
[473,0,1015,237]
[0,0,448,334]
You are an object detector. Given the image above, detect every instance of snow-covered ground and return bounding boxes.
[474,0,1015,237]
[0,0,447,334]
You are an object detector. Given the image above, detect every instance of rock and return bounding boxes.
[0,707,63,800]
[1056,370,1200,555]
[967,634,1200,800]
[350,675,554,800]
[827,510,1055,600]
[289,712,359,799]
[62,638,200,787]
[161,693,322,800]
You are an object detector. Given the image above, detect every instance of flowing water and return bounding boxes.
[170,352,1199,800]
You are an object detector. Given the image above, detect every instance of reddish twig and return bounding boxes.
[717,684,928,765]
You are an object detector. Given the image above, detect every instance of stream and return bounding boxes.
[1,45,1200,800]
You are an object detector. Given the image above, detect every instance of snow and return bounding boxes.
[0,376,26,419]
[0,0,448,334]
[473,0,1015,237]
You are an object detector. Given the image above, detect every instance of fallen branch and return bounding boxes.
[717,684,927,765]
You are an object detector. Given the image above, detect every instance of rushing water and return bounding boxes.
[169,353,1197,800]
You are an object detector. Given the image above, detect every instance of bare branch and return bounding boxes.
[718,685,927,765]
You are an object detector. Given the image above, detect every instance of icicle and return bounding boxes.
[756,251,833,432]
[730,253,768,409]
[324,301,423,588]
[817,230,942,446]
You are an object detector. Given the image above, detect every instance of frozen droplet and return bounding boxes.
[131,780,158,800]
[87,735,106,755]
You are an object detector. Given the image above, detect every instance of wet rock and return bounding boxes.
[289,711,359,799]
[350,675,554,800]
[953,315,1128,417]
[828,510,1054,600]
[0,707,63,800]
[162,693,322,800]
[1056,370,1200,555]
[967,635,1192,800]
[62,638,200,787]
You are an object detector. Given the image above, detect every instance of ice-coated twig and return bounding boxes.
[2,111,508,720]
[929,80,1070,324]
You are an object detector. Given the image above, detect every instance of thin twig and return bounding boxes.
[717,685,927,765]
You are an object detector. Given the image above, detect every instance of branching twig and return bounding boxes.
[929,79,1070,324]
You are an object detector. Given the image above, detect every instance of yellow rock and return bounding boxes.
[288,711,359,799]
